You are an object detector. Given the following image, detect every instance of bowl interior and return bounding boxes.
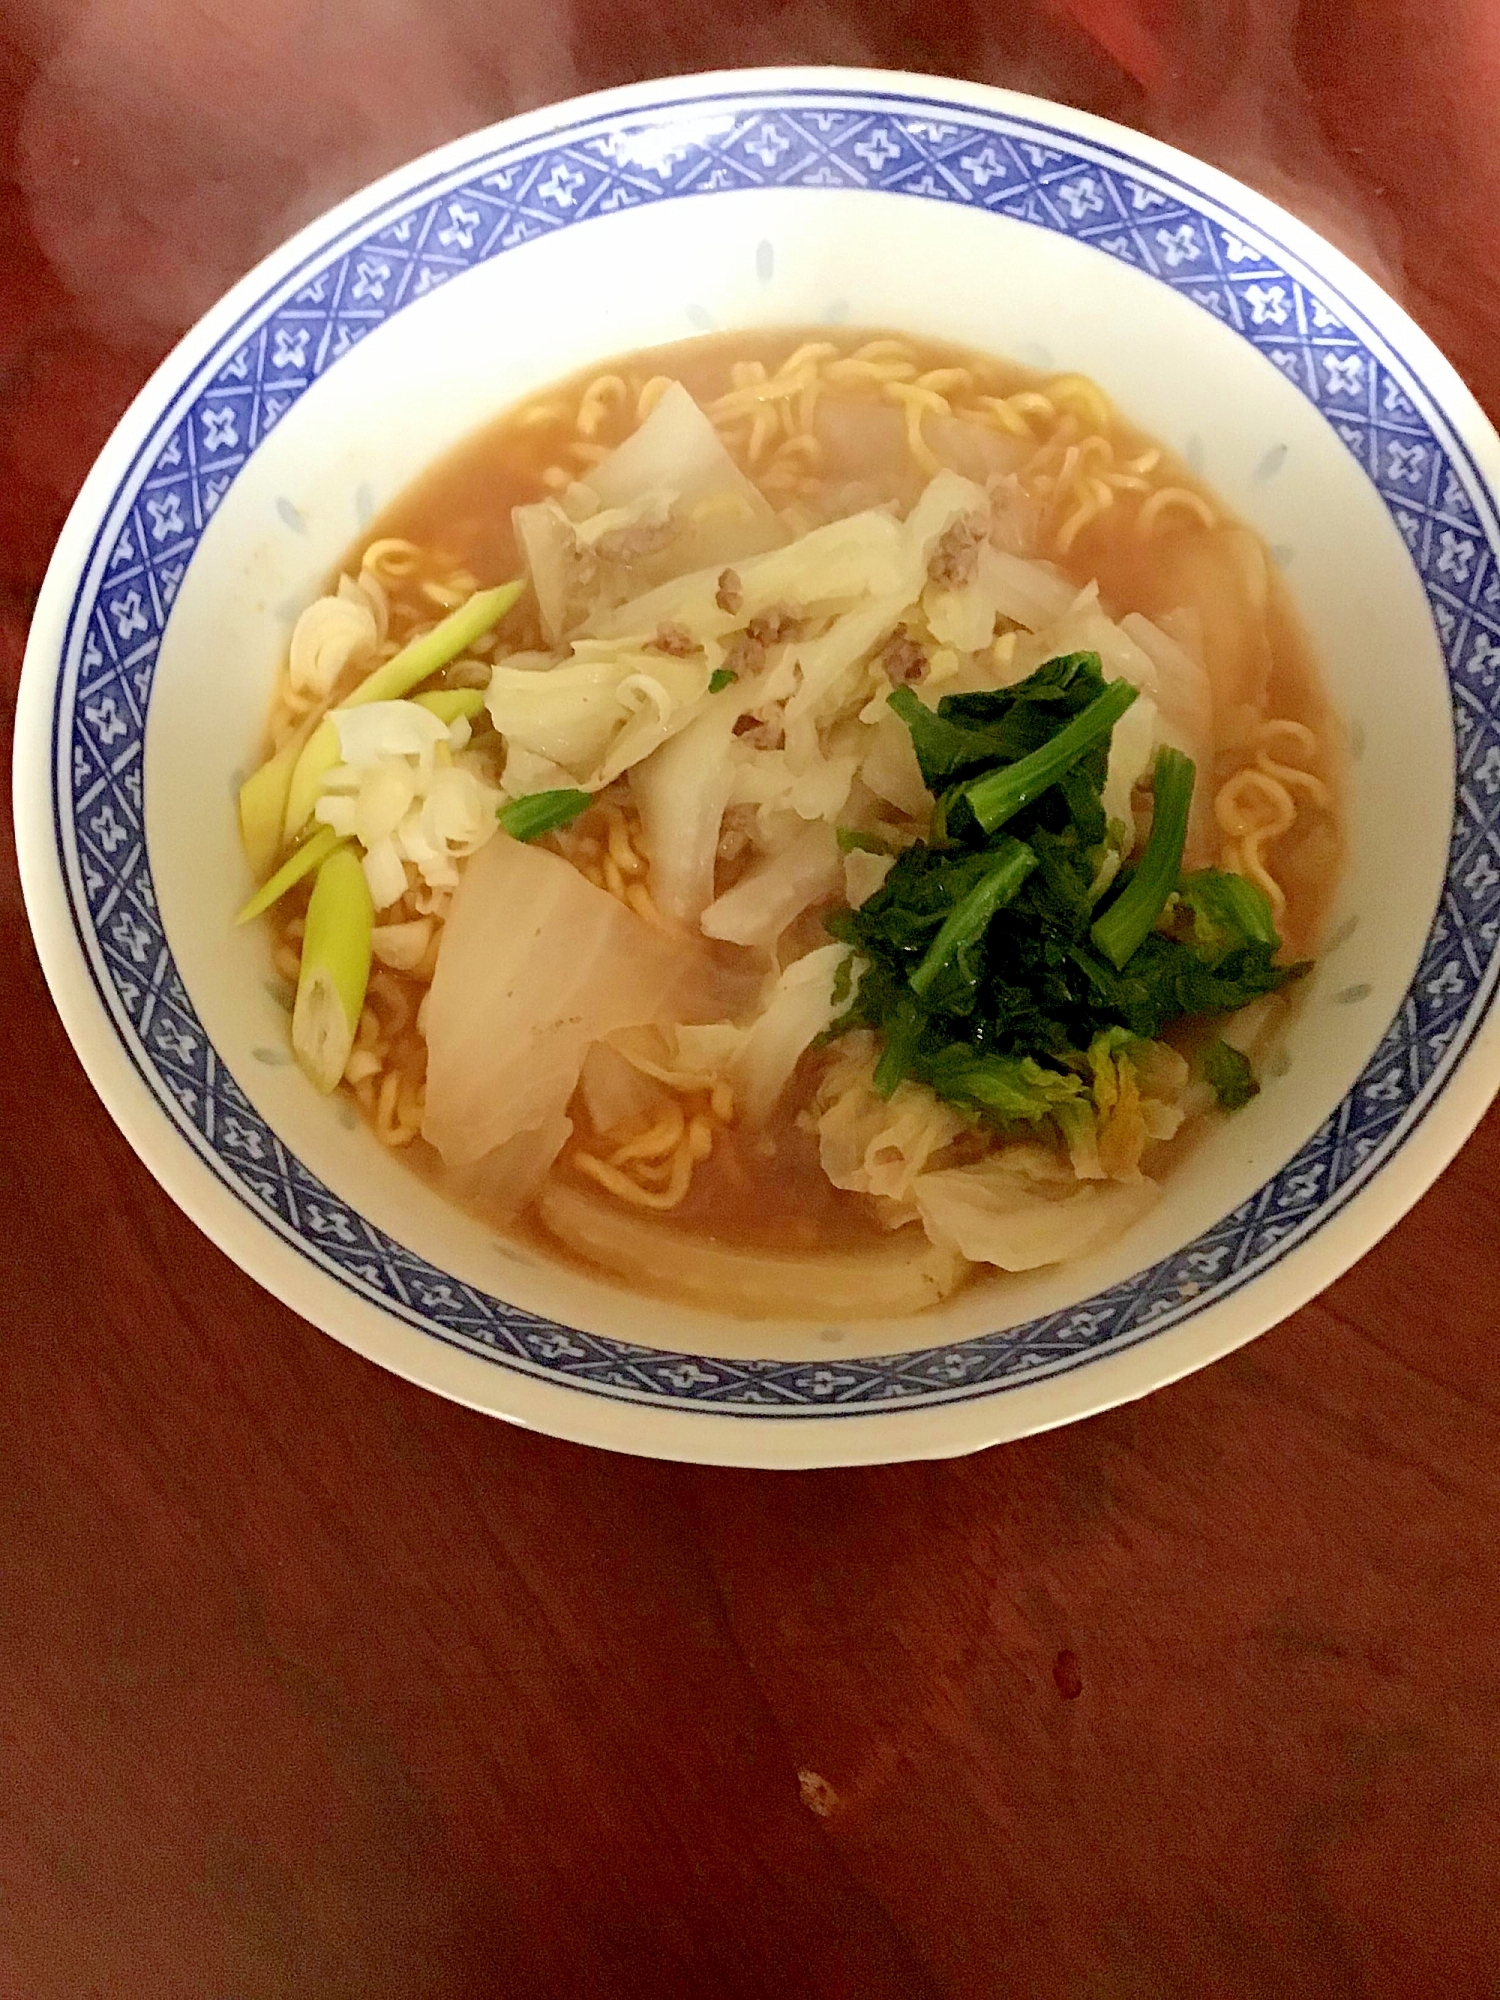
[140,170,1445,1365]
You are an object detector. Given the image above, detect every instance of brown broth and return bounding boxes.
[340,327,1343,1277]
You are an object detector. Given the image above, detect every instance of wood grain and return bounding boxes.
[4,9,1500,1993]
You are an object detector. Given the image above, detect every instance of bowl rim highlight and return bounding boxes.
[15,66,1500,1467]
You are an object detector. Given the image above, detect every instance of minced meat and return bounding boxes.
[881,626,928,685]
[928,515,984,590]
[646,621,699,656]
[746,606,801,647]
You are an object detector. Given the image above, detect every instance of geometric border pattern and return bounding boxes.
[52,87,1500,1413]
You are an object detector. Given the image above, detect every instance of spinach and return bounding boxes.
[887,651,1109,787]
[1203,1038,1261,1110]
[830,656,1304,1119]
[1091,746,1194,968]
[908,838,1037,1005]
[950,677,1138,838]
[1177,868,1279,956]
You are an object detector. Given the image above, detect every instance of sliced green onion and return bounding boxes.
[238,731,306,878]
[956,678,1138,835]
[413,687,487,723]
[347,581,523,709]
[235,825,344,925]
[292,846,374,1093]
[837,827,895,855]
[282,716,341,845]
[497,789,593,842]
[908,838,1036,999]
[271,586,517,845]
[1090,747,1196,969]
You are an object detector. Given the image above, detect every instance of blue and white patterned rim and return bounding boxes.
[53,84,1500,1417]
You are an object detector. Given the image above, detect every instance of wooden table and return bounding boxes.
[4,9,1499,1993]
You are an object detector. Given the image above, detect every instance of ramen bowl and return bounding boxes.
[16,67,1500,1467]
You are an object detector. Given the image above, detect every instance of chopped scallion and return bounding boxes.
[497,789,593,842]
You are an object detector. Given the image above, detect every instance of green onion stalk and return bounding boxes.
[413,687,488,724]
[351,581,522,708]
[291,847,374,1093]
[238,724,313,880]
[497,789,593,843]
[234,825,345,926]
[272,580,523,850]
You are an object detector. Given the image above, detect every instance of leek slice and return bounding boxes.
[291,847,374,1092]
[234,825,344,925]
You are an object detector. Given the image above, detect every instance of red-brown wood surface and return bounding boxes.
[4,7,1499,1993]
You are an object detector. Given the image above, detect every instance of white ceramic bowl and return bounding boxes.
[17,68,1500,1466]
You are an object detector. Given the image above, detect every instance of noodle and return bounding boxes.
[610,1102,687,1166]
[1137,486,1218,537]
[885,382,949,475]
[1045,374,1114,427]
[552,802,674,933]
[543,336,1182,556]
[262,328,1333,1196]
[1214,766,1299,918]
[570,1086,722,1210]
[572,1142,697,1209]
[1253,719,1333,808]
[1208,718,1333,919]
[636,375,673,422]
[420,573,478,611]
[575,373,628,437]
[361,537,425,581]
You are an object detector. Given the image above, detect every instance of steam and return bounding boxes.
[15,0,1400,345]
[1130,0,1404,293]
[16,0,555,342]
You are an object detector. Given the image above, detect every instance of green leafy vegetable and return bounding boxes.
[1177,869,1278,958]
[830,652,1305,1135]
[888,652,1111,789]
[708,667,737,694]
[1203,1038,1261,1109]
[908,838,1036,1003]
[911,1045,1086,1123]
[1108,933,1300,1032]
[1091,747,1195,969]
[946,676,1136,838]
[872,992,925,1098]
[497,789,593,842]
